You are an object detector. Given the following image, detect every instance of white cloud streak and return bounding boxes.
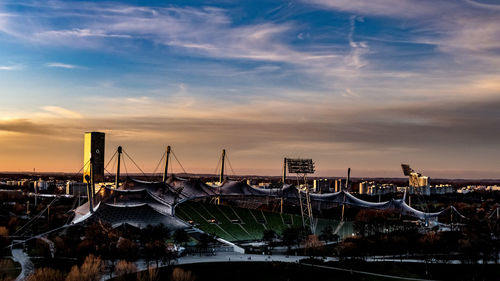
[41,106,83,119]
[45,62,80,69]
[0,65,22,70]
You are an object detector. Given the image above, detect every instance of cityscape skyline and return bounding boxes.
[1,0,500,178]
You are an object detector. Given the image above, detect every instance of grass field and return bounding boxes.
[175,201,352,242]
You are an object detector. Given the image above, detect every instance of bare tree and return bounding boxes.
[114,260,137,281]
[65,254,105,281]
[27,268,64,281]
[171,268,196,281]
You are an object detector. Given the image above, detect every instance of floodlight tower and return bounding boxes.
[287,158,316,234]
[401,164,430,226]
[281,157,287,214]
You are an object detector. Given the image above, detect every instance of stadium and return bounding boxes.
[71,134,464,249]
[72,173,461,247]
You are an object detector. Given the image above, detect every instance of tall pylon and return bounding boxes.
[163,146,171,182]
[212,149,226,205]
[341,168,350,222]
[115,146,122,188]
[219,149,226,184]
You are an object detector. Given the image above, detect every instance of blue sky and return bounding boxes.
[1,0,500,178]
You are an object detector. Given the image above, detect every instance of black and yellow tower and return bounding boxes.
[83,132,105,183]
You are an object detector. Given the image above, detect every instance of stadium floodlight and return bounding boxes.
[286,158,316,234]
[287,158,315,174]
[401,164,414,176]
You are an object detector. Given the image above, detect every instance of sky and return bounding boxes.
[1,0,500,179]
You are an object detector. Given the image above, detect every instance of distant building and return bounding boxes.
[402,164,430,195]
[313,179,330,193]
[83,132,105,183]
[334,179,343,192]
[34,179,49,191]
[246,179,257,186]
[418,176,429,187]
[66,181,88,196]
[358,181,368,194]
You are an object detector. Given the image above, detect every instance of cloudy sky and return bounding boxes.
[1,0,500,178]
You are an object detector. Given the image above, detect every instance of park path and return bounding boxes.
[11,248,33,281]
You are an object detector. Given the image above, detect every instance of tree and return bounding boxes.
[171,268,195,281]
[319,225,336,242]
[196,233,213,255]
[114,260,137,281]
[145,240,167,268]
[173,229,190,246]
[281,227,300,251]
[117,237,138,261]
[66,254,105,281]
[303,234,325,258]
[141,224,170,244]
[262,229,276,242]
[162,244,179,266]
[262,229,277,252]
[137,267,159,281]
[335,241,358,260]
[27,268,64,281]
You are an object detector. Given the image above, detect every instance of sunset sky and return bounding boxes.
[1,0,500,178]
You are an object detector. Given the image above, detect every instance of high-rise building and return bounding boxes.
[334,179,343,192]
[83,132,105,183]
[359,181,368,194]
[313,179,330,193]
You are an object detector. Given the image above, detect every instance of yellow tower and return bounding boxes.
[83,132,105,183]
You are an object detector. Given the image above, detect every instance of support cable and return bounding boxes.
[13,197,59,236]
[103,156,117,178]
[170,157,174,175]
[68,159,91,180]
[122,156,129,176]
[122,149,148,178]
[226,155,236,176]
[171,150,187,175]
[104,167,116,178]
[213,154,221,177]
[104,150,118,171]
[152,151,166,178]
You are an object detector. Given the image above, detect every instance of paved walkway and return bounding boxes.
[103,252,448,281]
[302,263,440,281]
[11,248,33,281]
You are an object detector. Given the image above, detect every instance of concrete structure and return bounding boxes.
[83,132,105,183]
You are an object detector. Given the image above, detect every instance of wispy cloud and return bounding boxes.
[344,15,369,69]
[41,106,83,119]
[305,0,443,19]
[0,1,500,176]
[45,62,81,69]
[0,1,350,86]
[36,28,132,40]
[0,64,22,70]
[2,94,500,176]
